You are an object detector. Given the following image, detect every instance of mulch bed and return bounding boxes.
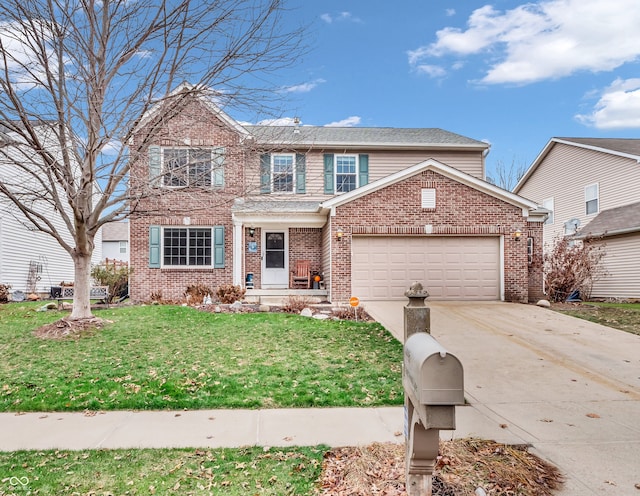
[318,439,563,495]
[33,317,106,339]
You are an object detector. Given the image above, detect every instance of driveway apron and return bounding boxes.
[364,300,640,496]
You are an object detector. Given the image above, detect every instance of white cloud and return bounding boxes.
[445,9,456,17]
[324,116,361,127]
[255,117,301,126]
[320,12,362,24]
[409,0,640,84]
[575,78,640,129]
[281,79,326,94]
[415,64,447,78]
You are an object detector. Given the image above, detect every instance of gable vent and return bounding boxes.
[421,188,436,209]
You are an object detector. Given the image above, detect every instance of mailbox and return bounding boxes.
[403,332,464,430]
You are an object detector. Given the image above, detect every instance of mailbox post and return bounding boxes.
[403,283,464,496]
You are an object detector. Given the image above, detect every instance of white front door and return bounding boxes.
[262,230,289,288]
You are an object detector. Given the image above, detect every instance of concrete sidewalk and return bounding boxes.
[366,300,640,496]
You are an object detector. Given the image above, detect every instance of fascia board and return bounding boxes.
[232,211,326,228]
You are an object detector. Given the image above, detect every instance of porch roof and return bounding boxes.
[232,199,326,228]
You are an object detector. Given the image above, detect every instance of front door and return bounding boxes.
[262,230,289,288]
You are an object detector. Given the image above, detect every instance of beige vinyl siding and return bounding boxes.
[247,149,485,200]
[589,235,640,299]
[517,143,640,250]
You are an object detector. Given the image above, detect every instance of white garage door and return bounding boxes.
[352,236,501,300]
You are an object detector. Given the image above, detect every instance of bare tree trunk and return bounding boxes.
[70,253,93,320]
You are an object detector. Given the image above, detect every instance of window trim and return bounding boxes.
[527,237,534,265]
[271,153,296,193]
[156,226,224,269]
[334,154,359,193]
[119,241,127,254]
[161,147,224,188]
[585,183,599,215]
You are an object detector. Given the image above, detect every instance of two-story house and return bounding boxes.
[515,138,640,299]
[129,85,547,304]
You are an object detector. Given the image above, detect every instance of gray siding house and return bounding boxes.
[515,138,640,299]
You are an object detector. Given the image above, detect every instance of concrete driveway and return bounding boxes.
[364,300,640,496]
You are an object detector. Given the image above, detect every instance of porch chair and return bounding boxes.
[290,260,311,289]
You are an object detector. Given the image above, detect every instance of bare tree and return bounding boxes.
[0,0,303,320]
[487,158,529,191]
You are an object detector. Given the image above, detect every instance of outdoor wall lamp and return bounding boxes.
[512,229,523,241]
[336,228,344,240]
[248,227,255,238]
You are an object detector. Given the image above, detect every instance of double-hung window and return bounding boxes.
[585,183,599,215]
[335,155,357,193]
[272,154,295,193]
[323,153,368,194]
[162,148,224,188]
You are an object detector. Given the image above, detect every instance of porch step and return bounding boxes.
[245,289,328,305]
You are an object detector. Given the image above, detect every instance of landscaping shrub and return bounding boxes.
[0,284,11,303]
[544,236,606,302]
[281,295,315,313]
[91,264,131,303]
[185,284,213,305]
[215,284,246,304]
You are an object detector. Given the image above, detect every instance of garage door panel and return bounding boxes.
[352,236,500,301]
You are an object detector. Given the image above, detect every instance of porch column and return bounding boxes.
[232,219,243,286]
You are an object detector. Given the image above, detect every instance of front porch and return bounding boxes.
[245,288,329,305]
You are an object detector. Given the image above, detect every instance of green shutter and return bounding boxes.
[149,145,161,186]
[213,226,225,268]
[323,154,334,194]
[213,147,225,187]
[358,154,369,187]
[260,154,271,193]
[295,153,306,194]
[149,225,161,268]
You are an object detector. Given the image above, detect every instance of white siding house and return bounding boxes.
[515,138,640,299]
[0,123,102,296]
[101,221,129,263]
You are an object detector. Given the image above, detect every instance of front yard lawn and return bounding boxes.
[0,446,325,495]
[0,304,403,412]
[552,301,640,336]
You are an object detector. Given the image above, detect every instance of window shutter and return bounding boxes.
[323,154,334,194]
[149,145,161,187]
[295,153,306,194]
[358,154,369,187]
[149,225,161,268]
[214,226,225,268]
[213,147,225,187]
[260,154,271,193]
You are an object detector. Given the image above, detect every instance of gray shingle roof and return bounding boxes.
[556,138,640,158]
[576,201,640,238]
[246,126,488,149]
[101,221,129,241]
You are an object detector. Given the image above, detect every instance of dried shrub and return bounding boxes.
[150,290,163,302]
[91,264,131,303]
[215,284,245,304]
[0,284,11,303]
[281,295,315,313]
[185,284,213,305]
[332,306,372,321]
[544,236,606,302]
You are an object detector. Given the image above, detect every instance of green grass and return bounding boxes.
[0,303,403,411]
[553,301,640,336]
[0,446,325,495]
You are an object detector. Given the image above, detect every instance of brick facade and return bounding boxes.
[329,170,536,303]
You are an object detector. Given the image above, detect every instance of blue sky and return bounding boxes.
[258,0,640,182]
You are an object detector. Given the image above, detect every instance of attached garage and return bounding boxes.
[351,236,501,300]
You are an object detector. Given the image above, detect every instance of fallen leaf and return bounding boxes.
[500,424,508,429]
[604,480,617,486]
[539,418,554,423]
[586,413,601,418]
[394,431,403,437]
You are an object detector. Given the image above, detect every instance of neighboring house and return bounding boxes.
[129,85,547,304]
[515,138,640,299]
[101,221,130,263]
[0,122,102,295]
